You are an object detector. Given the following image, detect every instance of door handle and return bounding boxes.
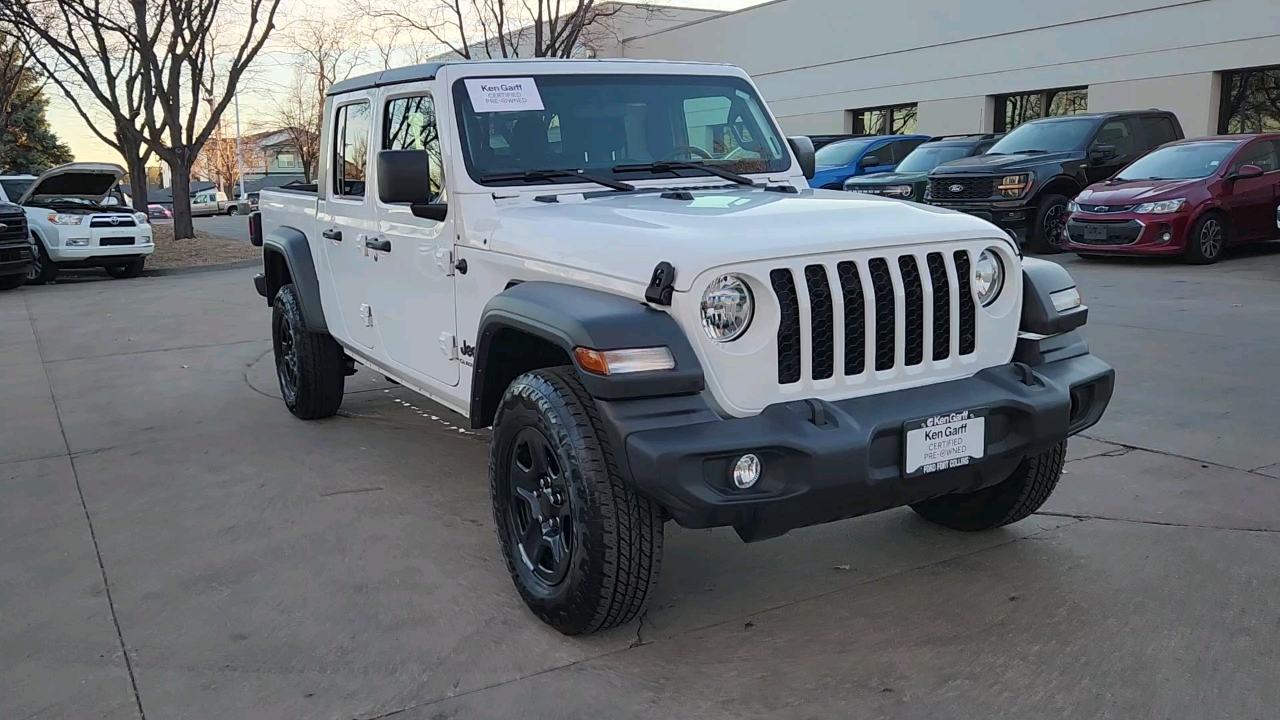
[365,238,391,252]
[322,228,342,241]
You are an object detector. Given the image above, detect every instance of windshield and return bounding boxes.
[1,178,33,201]
[453,74,790,185]
[1115,142,1236,181]
[893,144,973,173]
[988,118,1096,154]
[814,138,875,169]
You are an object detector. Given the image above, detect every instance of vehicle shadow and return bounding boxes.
[1056,238,1280,266]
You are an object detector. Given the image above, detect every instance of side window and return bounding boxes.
[332,102,370,198]
[1093,119,1136,159]
[383,95,444,201]
[1231,140,1279,173]
[1139,116,1178,149]
[867,142,895,165]
[898,138,927,158]
[973,140,997,155]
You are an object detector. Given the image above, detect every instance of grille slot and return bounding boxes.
[804,265,834,380]
[927,253,951,361]
[868,258,895,371]
[90,216,137,228]
[898,255,924,367]
[768,250,978,385]
[954,250,977,355]
[928,177,996,200]
[836,261,865,375]
[771,269,802,384]
[0,212,28,246]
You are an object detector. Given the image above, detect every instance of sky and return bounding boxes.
[48,0,765,167]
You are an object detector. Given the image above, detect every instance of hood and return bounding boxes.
[843,171,926,187]
[480,187,1006,292]
[930,151,1079,175]
[810,166,858,188]
[1076,177,1205,205]
[18,162,126,205]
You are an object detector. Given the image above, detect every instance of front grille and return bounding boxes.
[0,212,28,245]
[1078,204,1134,214]
[1067,219,1143,246]
[90,216,137,228]
[928,176,997,200]
[771,250,977,384]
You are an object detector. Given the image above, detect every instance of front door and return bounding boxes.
[1086,118,1139,184]
[1222,140,1279,241]
[369,89,459,386]
[318,96,379,351]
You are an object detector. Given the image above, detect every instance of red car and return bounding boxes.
[1064,133,1280,263]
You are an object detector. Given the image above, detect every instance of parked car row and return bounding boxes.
[817,110,1280,264]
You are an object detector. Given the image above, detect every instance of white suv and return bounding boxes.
[251,59,1115,635]
[0,163,155,284]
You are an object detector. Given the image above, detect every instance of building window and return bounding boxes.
[1219,66,1280,134]
[994,87,1088,132]
[276,153,296,169]
[851,104,917,135]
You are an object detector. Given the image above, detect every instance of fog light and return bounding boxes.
[66,238,89,247]
[1158,224,1172,243]
[732,454,761,489]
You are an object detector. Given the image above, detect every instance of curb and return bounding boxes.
[143,259,259,277]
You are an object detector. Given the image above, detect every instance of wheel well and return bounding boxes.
[473,327,572,428]
[263,249,291,303]
[1038,177,1081,201]
[1191,206,1231,235]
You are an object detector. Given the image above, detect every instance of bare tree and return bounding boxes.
[359,0,626,61]
[266,71,322,181]
[1,0,282,237]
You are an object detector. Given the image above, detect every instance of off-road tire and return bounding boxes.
[25,240,58,285]
[490,367,664,635]
[910,441,1066,531]
[1184,212,1227,265]
[0,273,25,291]
[272,283,345,419]
[1027,194,1070,255]
[104,259,145,279]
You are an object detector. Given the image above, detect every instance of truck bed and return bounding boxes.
[259,187,319,241]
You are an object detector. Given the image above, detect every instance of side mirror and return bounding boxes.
[1089,145,1117,165]
[858,154,881,168]
[1230,164,1264,180]
[378,149,446,220]
[787,136,815,180]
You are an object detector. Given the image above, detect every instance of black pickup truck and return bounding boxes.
[925,110,1184,253]
[0,201,32,291]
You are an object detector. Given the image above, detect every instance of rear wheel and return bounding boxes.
[227,206,240,216]
[490,367,664,635]
[910,442,1066,531]
[25,239,58,285]
[272,284,345,419]
[104,259,145,279]
[1027,194,1070,255]
[1184,212,1226,264]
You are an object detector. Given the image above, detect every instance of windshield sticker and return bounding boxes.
[464,78,544,113]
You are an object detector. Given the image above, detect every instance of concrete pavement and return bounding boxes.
[2,249,1279,719]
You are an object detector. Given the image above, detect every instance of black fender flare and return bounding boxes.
[261,226,327,332]
[1020,256,1087,336]
[470,281,705,425]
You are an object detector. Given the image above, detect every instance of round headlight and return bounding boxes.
[973,249,1004,307]
[700,274,754,342]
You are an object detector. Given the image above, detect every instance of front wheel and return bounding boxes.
[1026,194,1070,255]
[25,240,58,285]
[490,367,664,635]
[272,284,345,419]
[910,442,1066,531]
[1184,212,1226,264]
[105,259,145,279]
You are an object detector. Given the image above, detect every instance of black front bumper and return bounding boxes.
[598,341,1112,542]
[929,198,1034,239]
[0,243,34,277]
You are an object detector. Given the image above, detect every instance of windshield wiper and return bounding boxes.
[612,160,756,186]
[479,168,634,192]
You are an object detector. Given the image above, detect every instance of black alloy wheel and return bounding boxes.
[504,427,574,587]
[274,307,300,407]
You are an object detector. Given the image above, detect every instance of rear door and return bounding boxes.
[317,94,379,351]
[1222,139,1279,241]
[369,86,459,387]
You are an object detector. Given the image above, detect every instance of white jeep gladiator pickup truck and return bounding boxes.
[251,58,1114,635]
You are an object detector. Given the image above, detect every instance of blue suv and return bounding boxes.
[809,134,931,189]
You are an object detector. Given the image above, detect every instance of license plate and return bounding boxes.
[904,409,986,477]
[1083,225,1108,240]
[99,237,135,246]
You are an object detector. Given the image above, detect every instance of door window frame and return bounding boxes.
[331,99,372,202]
[378,89,447,207]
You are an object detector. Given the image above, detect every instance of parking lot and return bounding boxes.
[4,250,1280,719]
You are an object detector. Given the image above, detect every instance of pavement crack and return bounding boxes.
[1077,433,1257,474]
[24,292,147,720]
[1034,511,1280,534]
[46,337,266,364]
[630,608,652,648]
[319,486,385,497]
